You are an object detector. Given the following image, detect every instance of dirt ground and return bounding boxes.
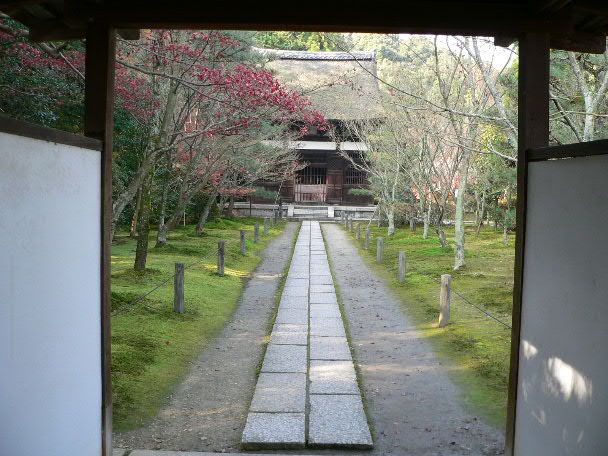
[320,223,504,456]
[113,222,299,453]
[114,220,504,456]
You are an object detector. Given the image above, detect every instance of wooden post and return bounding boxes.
[279,198,283,220]
[505,32,551,456]
[254,223,260,243]
[217,240,225,276]
[85,20,116,456]
[365,229,370,249]
[173,262,185,313]
[376,237,384,263]
[264,217,269,235]
[349,218,353,232]
[398,251,406,283]
[438,274,451,327]
[356,223,361,240]
[273,209,277,225]
[240,229,246,254]
[249,198,252,217]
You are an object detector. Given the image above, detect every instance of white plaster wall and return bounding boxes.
[515,154,608,455]
[0,132,101,455]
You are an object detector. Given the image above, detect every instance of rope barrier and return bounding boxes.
[111,237,240,317]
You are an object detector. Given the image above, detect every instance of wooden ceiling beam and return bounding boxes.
[62,2,574,36]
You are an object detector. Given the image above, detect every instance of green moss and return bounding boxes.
[110,218,286,431]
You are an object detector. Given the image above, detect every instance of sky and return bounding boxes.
[401,34,516,69]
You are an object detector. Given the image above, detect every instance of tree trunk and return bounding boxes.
[195,189,219,234]
[226,196,235,218]
[502,211,509,246]
[386,208,395,236]
[155,175,171,247]
[454,159,469,271]
[476,191,486,237]
[134,179,152,270]
[129,187,143,238]
[423,201,431,239]
[436,228,449,248]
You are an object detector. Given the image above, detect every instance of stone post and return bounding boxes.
[439,274,451,327]
[254,223,260,243]
[356,223,361,240]
[376,237,384,263]
[173,262,184,313]
[365,229,370,249]
[398,251,406,283]
[264,217,269,235]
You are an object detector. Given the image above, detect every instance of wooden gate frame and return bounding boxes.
[23,7,598,455]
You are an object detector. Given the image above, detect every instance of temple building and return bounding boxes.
[254,48,383,206]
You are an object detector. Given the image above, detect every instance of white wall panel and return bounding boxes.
[0,132,101,456]
[515,154,608,455]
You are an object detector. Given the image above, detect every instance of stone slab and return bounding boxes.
[275,307,308,325]
[310,336,352,360]
[286,271,308,279]
[310,284,335,294]
[308,395,373,448]
[282,286,308,297]
[310,317,346,337]
[250,373,306,412]
[310,304,341,319]
[261,344,307,373]
[284,278,309,288]
[112,449,127,456]
[310,275,334,285]
[310,292,337,304]
[242,412,306,449]
[270,324,308,345]
[310,268,331,276]
[309,360,359,394]
[279,296,308,309]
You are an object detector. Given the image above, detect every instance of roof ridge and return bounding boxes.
[253,47,376,61]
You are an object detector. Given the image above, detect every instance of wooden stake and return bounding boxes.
[173,262,184,313]
[398,251,406,283]
[217,240,225,276]
[254,223,260,243]
[376,237,384,263]
[240,229,246,254]
[439,274,451,327]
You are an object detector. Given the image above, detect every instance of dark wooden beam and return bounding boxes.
[28,21,85,41]
[505,31,550,456]
[84,20,115,456]
[65,1,574,36]
[551,31,606,53]
[528,138,608,161]
[494,35,517,48]
[117,28,140,40]
[495,32,606,53]
[0,114,102,150]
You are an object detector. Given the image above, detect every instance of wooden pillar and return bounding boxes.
[505,32,550,456]
[84,21,116,456]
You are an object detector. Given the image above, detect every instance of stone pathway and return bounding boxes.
[241,221,373,450]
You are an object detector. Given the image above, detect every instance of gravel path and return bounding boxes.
[113,222,299,453]
[321,223,504,456]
